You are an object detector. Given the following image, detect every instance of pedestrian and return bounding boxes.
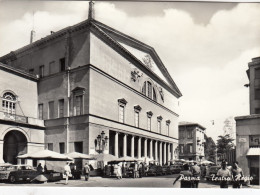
[83,162,90,181]
[116,164,122,179]
[173,164,193,188]
[134,162,139,178]
[64,162,71,185]
[37,163,43,173]
[138,163,143,178]
[231,161,243,188]
[217,160,232,188]
[191,162,201,188]
[44,164,48,173]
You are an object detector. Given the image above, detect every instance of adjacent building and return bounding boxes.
[0,62,45,165]
[178,121,205,161]
[0,2,182,166]
[235,56,260,185]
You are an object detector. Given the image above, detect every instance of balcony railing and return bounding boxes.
[0,111,44,127]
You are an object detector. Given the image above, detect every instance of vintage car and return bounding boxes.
[162,165,171,175]
[205,166,221,181]
[147,165,163,176]
[169,164,183,174]
[0,165,39,183]
[0,165,62,183]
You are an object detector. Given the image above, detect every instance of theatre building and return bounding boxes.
[0,3,182,166]
[0,62,45,165]
[235,57,260,185]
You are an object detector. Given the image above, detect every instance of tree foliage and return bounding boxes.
[204,136,216,162]
[216,134,235,154]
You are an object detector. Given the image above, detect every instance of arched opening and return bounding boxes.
[3,130,27,164]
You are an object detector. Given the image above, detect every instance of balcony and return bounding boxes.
[0,111,44,127]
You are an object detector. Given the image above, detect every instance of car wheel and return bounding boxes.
[9,175,16,183]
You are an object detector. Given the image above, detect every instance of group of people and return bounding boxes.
[104,162,148,179]
[36,163,48,173]
[173,160,244,188]
[63,162,91,185]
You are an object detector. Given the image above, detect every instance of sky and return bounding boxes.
[0,0,260,142]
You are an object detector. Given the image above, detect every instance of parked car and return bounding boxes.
[162,165,171,175]
[205,166,221,181]
[147,165,157,176]
[0,165,39,183]
[170,164,183,174]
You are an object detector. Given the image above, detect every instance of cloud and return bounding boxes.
[0,2,259,141]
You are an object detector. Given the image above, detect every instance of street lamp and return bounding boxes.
[95,131,109,154]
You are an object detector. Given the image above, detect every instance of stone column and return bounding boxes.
[149,140,153,159]
[159,142,162,165]
[171,143,174,160]
[168,143,171,164]
[114,132,118,158]
[163,142,167,165]
[123,134,127,157]
[131,135,135,157]
[137,137,141,159]
[0,140,4,163]
[154,141,158,162]
[144,138,147,158]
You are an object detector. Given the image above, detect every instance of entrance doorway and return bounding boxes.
[3,130,27,164]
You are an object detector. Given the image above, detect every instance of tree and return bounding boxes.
[204,136,217,163]
[216,134,235,154]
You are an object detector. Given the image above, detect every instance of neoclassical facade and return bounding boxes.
[0,3,182,166]
[0,62,45,165]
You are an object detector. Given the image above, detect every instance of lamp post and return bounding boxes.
[95,131,109,154]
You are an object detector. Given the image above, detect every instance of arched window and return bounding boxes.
[142,81,157,102]
[2,92,16,114]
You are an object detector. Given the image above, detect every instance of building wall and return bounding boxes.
[236,116,260,177]
[179,125,205,161]
[89,67,178,139]
[249,57,260,114]
[89,32,179,113]
[0,70,38,118]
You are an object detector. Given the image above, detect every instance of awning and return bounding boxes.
[247,148,260,156]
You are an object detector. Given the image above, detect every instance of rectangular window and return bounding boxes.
[29,68,34,74]
[58,99,64,118]
[189,144,193,153]
[167,124,170,136]
[255,108,260,114]
[255,89,260,100]
[59,142,65,154]
[49,61,55,75]
[179,130,184,139]
[47,143,53,151]
[75,95,83,116]
[255,68,260,79]
[48,101,54,119]
[180,145,184,154]
[60,58,66,72]
[119,105,125,123]
[39,65,44,78]
[74,142,83,153]
[38,104,43,120]
[157,120,161,133]
[147,82,152,98]
[134,111,139,127]
[187,130,193,139]
[147,117,151,131]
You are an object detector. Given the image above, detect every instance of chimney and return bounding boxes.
[88,1,94,20]
[30,30,35,44]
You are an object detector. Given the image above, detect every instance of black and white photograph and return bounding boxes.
[0,0,259,191]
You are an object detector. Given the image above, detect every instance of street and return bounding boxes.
[0,174,259,188]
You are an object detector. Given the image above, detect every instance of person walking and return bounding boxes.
[116,164,122,179]
[231,161,244,188]
[83,162,90,181]
[173,164,193,188]
[191,162,201,188]
[217,161,232,188]
[37,163,43,173]
[64,162,71,185]
[138,163,143,178]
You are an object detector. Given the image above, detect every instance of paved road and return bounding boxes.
[0,174,259,188]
